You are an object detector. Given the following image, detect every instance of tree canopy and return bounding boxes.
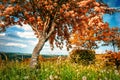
[1,0,119,49]
[0,0,120,68]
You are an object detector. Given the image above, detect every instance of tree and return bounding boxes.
[110,28,120,51]
[0,0,120,68]
[102,27,120,52]
[69,21,110,50]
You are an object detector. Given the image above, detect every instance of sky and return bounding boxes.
[0,0,120,55]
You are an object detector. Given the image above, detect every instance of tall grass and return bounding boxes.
[0,59,120,80]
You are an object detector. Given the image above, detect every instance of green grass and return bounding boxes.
[0,60,120,80]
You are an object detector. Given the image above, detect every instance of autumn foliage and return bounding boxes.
[0,0,119,49]
[0,0,120,68]
[104,51,120,69]
[102,28,120,51]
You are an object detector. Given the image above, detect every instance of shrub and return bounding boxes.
[69,48,95,65]
[104,51,120,69]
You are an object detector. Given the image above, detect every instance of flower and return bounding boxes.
[114,70,119,75]
[24,76,29,79]
[105,77,108,80]
[49,75,54,80]
[54,75,59,79]
[82,76,87,80]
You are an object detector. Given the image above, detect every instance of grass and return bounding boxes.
[0,59,120,80]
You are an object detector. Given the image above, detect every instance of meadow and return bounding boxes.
[0,55,120,80]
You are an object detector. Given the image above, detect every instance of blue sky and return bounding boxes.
[0,24,69,55]
[0,0,120,55]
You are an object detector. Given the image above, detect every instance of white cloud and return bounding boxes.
[0,33,5,37]
[5,42,27,48]
[95,49,105,54]
[15,23,37,39]
[16,32,36,39]
[0,36,26,43]
[41,48,69,55]
[22,24,32,31]
[27,40,38,45]
[15,23,33,31]
[40,43,69,55]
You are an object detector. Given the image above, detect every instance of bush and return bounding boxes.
[104,51,120,69]
[69,49,95,65]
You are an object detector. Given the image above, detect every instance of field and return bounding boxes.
[0,53,120,80]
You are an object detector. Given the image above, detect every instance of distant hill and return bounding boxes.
[0,52,67,61]
[0,52,31,61]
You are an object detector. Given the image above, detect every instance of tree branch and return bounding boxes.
[103,7,120,14]
[43,16,50,34]
[46,22,56,40]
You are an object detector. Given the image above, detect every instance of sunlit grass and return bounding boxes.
[0,59,120,80]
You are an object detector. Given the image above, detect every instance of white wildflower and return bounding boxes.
[105,77,108,80]
[82,76,87,80]
[24,76,29,79]
[49,75,54,80]
[114,70,119,75]
[54,75,59,79]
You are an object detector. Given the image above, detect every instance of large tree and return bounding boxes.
[0,0,119,68]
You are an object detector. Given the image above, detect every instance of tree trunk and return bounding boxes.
[30,37,46,68]
[112,40,116,52]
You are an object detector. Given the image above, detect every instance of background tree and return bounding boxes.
[102,27,120,52]
[0,0,120,68]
